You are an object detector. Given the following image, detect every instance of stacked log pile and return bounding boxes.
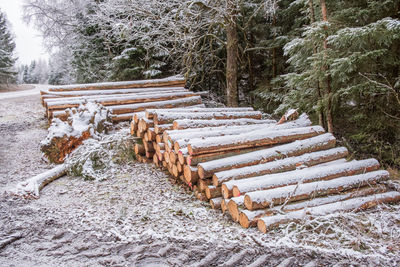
[41,76,207,122]
[131,108,400,233]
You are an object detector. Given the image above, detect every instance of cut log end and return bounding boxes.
[221,184,232,199]
[227,200,241,222]
[257,219,268,234]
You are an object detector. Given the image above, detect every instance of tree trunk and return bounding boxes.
[320,0,334,133]
[309,0,325,128]
[226,11,239,107]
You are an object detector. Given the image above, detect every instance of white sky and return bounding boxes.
[0,0,49,65]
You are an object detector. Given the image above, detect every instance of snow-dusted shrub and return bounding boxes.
[67,128,136,181]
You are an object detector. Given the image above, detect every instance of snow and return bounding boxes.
[246,170,389,205]
[198,133,336,172]
[214,147,349,185]
[175,118,276,129]
[228,158,379,193]
[0,85,45,100]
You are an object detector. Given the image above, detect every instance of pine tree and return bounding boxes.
[0,9,17,84]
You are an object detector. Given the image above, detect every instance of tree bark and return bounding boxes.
[309,0,325,128]
[320,0,334,133]
[226,3,239,107]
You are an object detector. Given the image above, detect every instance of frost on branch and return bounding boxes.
[40,102,112,164]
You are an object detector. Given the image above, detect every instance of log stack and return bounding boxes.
[131,107,400,233]
[41,76,207,122]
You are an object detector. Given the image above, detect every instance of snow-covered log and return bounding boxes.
[47,91,204,111]
[109,96,203,115]
[173,118,276,130]
[244,170,390,210]
[171,114,312,152]
[153,111,262,125]
[14,164,68,198]
[188,126,326,156]
[187,147,265,167]
[197,133,336,179]
[41,102,112,163]
[238,185,387,228]
[51,96,203,120]
[43,86,187,98]
[43,89,189,107]
[226,158,380,198]
[257,191,400,233]
[49,76,186,91]
[213,147,348,186]
[146,107,254,118]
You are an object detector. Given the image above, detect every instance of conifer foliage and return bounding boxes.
[0,9,17,84]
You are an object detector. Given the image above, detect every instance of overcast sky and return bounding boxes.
[0,0,49,65]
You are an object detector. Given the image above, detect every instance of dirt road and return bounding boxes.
[0,87,398,266]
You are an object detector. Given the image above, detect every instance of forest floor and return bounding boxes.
[0,87,399,266]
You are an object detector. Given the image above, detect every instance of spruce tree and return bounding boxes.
[0,9,17,84]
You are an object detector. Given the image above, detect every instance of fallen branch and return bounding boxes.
[14,164,68,198]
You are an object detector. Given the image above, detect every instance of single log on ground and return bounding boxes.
[197,133,336,179]
[14,164,68,198]
[188,126,325,156]
[210,197,223,209]
[228,158,380,198]
[49,76,186,91]
[244,170,389,210]
[213,147,348,186]
[257,191,400,233]
[239,185,387,228]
